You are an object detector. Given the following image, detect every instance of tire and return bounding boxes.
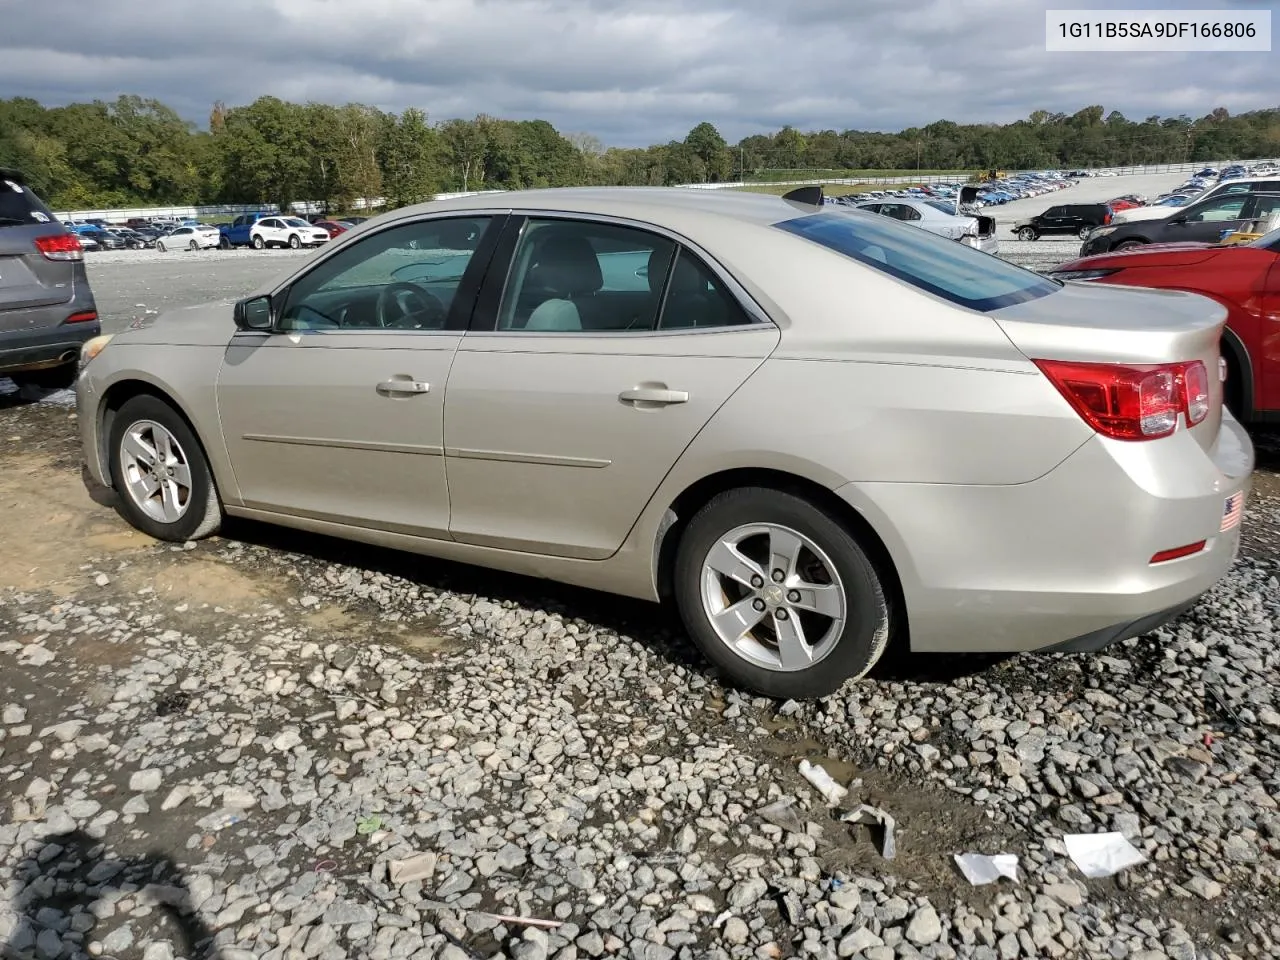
[107,394,222,542]
[673,487,891,699]
[1017,227,1037,241]
[188,240,198,251]
[156,241,166,252]
[289,234,301,249]
[1078,225,1093,239]
[252,235,264,250]
[219,235,231,250]
[1115,239,1147,251]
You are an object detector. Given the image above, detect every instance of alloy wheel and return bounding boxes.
[119,420,193,523]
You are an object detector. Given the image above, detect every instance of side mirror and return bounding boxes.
[1169,215,1187,225]
[234,295,274,331]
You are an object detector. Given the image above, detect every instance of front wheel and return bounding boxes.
[673,487,891,699]
[156,241,166,252]
[1017,226,1037,241]
[288,234,301,249]
[1078,225,1093,240]
[1115,239,1147,251]
[107,395,222,542]
[188,239,198,251]
[252,235,264,250]
[219,235,232,249]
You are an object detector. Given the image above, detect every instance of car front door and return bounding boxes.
[1162,193,1250,244]
[442,214,780,560]
[1038,206,1066,234]
[216,214,502,537]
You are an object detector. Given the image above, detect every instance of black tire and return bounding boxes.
[673,487,891,699]
[11,363,77,391]
[107,394,222,542]
[1017,226,1037,241]
[1078,225,1093,239]
[219,235,232,250]
[289,234,301,249]
[188,239,198,251]
[156,241,166,252]
[1115,239,1147,251]
[252,235,264,250]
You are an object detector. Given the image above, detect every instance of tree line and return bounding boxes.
[2,94,1278,212]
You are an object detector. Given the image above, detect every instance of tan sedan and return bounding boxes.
[75,187,1252,698]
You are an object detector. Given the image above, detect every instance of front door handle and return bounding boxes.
[619,387,689,405]
[377,379,430,395]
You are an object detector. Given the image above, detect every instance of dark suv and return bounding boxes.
[0,170,99,390]
[1013,203,1112,241]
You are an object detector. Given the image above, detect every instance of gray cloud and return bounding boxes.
[0,0,1274,146]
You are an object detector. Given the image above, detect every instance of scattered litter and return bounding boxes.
[314,860,337,874]
[954,852,1019,885]
[840,804,897,859]
[757,797,807,833]
[712,910,733,928]
[477,912,563,930]
[1064,831,1147,878]
[356,814,384,835]
[798,760,848,805]
[196,809,247,832]
[1205,683,1242,728]
[387,852,437,885]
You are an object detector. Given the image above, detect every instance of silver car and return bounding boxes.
[75,187,1253,699]
[850,197,999,254]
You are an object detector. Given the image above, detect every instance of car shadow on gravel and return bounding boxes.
[1,828,212,960]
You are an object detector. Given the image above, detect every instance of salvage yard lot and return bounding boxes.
[2,223,1280,960]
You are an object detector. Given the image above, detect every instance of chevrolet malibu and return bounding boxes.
[75,187,1254,699]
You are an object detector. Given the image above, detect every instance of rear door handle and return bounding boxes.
[377,379,430,395]
[619,387,689,405]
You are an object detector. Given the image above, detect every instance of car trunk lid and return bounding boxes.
[992,280,1226,452]
[0,175,77,321]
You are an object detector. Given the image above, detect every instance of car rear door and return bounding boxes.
[442,214,780,560]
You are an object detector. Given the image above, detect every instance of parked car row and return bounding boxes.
[51,212,373,254]
[826,192,999,254]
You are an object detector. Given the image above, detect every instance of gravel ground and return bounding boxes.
[3,177,1279,960]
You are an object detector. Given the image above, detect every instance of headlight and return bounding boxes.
[1089,227,1118,238]
[80,334,114,366]
[1051,268,1119,282]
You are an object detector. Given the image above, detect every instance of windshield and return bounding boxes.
[0,177,56,225]
[774,210,1060,312]
[1248,225,1280,251]
[284,218,312,228]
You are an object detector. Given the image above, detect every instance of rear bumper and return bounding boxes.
[835,410,1254,654]
[0,311,100,374]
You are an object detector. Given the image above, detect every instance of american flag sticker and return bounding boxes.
[1221,493,1243,532]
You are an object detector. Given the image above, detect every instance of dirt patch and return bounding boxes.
[0,452,153,592]
[138,558,269,612]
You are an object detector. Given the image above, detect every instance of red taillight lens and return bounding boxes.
[1150,541,1206,564]
[1034,359,1212,441]
[66,311,98,324]
[33,233,84,261]
[1183,360,1209,424]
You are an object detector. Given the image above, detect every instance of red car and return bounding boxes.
[314,220,350,238]
[1049,231,1280,422]
[1107,197,1142,212]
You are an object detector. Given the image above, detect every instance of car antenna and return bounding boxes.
[782,185,824,207]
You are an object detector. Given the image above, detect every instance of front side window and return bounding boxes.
[775,210,1059,312]
[1186,196,1248,222]
[280,216,491,331]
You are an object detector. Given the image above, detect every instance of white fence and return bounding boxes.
[51,158,1278,222]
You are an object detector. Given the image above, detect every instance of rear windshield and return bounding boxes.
[0,177,56,226]
[774,210,1060,312]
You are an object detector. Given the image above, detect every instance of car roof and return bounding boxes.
[388,186,812,230]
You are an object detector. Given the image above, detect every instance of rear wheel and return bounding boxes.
[1017,226,1038,241]
[107,395,222,542]
[673,487,891,699]
[252,235,264,250]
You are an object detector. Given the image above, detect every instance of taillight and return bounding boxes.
[1033,359,1212,441]
[66,311,98,324]
[33,233,84,261]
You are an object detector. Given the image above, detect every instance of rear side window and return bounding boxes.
[774,210,1060,312]
[0,177,55,226]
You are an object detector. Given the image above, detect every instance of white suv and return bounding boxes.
[250,217,331,250]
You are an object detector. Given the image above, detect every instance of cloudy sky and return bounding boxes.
[0,0,1274,146]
